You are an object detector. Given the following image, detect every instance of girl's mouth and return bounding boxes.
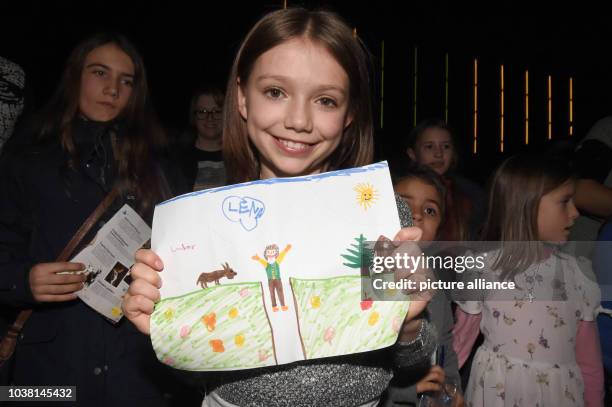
[273,136,315,155]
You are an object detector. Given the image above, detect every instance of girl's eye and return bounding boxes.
[93,70,105,77]
[317,97,338,108]
[443,143,452,150]
[265,88,284,99]
[424,207,438,216]
[121,79,134,87]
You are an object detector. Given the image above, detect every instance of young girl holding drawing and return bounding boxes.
[123,7,435,407]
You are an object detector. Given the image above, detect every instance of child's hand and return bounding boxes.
[285,244,292,251]
[122,249,163,335]
[251,255,259,260]
[393,227,432,317]
[416,365,445,394]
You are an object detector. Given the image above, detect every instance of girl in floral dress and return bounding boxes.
[454,154,603,407]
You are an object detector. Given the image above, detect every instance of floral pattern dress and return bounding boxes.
[457,250,601,407]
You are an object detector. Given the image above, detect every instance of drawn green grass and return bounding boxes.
[151,282,275,370]
[290,276,409,359]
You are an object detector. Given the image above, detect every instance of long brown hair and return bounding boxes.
[482,154,575,280]
[38,32,166,215]
[223,8,374,183]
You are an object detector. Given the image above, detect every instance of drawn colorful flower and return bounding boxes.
[368,311,380,326]
[323,327,335,344]
[234,334,245,347]
[163,308,175,321]
[163,356,175,365]
[179,325,191,338]
[258,349,270,361]
[229,308,239,319]
[239,288,250,298]
[202,313,217,332]
[209,339,225,353]
[310,296,321,309]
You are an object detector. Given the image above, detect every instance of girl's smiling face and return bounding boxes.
[238,37,353,179]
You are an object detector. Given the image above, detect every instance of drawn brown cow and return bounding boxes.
[196,263,237,288]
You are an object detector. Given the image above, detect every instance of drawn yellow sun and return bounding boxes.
[354,183,378,210]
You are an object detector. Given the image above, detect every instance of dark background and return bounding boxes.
[2,1,611,182]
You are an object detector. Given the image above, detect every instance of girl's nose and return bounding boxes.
[284,98,313,133]
[411,209,423,221]
[104,85,118,98]
[569,201,579,221]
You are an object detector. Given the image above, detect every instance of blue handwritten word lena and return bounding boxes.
[222,196,266,231]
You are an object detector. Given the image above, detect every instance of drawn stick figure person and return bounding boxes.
[252,243,291,312]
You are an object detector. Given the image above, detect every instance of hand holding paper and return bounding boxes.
[29,262,86,302]
[122,249,164,335]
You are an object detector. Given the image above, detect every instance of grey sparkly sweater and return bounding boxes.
[190,196,437,407]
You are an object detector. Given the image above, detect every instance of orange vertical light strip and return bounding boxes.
[500,65,504,153]
[525,70,529,145]
[473,59,478,154]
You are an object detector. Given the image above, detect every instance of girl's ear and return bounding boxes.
[407,147,416,161]
[237,78,248,120]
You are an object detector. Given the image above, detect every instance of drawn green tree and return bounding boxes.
[341,234,372,269]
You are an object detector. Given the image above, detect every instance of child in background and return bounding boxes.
[385,165,464,407]
[454,154,603,406]
[405,119,485,241]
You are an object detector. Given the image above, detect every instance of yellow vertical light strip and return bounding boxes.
[445,53,449,122]
[525,70,529,145]
[500,65,504,153]
[569,77,573,136]
[352,28,357,39]
[380,40,385,129]
[548,75,552,140]
[473,58,478,154]
[413,47,418,126]
[283,0,287,9]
